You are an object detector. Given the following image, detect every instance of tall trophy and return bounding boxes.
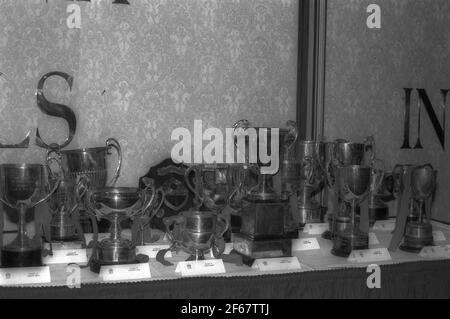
[0,163,61,267]
[331,165,382,257]
[230,120,295,263]
[399,164,436,252]
[296,140,325,226]
[47,137,122,232]
[322,137,375,240]
[85,185,159,272]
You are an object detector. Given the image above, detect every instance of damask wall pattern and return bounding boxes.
[0,0,298,186]
[324,0,450,222]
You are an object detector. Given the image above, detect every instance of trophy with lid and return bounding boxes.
[0,163,61,267]
[230,120,297,263]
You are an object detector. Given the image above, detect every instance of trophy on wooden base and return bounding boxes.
[230,120,296,264]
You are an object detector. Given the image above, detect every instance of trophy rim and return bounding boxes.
[298,140,323,145]
[90,186,141,195]
[0,163,45,169]
[59,146,108,154]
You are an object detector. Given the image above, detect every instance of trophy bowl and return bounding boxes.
[85,186,156,271]
[0,163,60,267]
[163,209,229,261]
[49,138,122,188]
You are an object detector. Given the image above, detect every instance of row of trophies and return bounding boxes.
[0,119,438,273]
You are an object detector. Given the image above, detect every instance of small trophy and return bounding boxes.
[399,164,436,252]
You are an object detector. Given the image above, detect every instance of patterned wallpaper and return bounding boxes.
[324,0,450,222]
[0,0,298,186]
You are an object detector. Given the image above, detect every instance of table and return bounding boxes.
[1,221,450,299]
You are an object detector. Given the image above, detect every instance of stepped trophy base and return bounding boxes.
[400,222,434,253]
[231,232,291,266]
[1,247,42,268]
[331,231,369,258]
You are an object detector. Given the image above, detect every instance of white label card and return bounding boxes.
[433,230,446,242]
[100,263,151,282]
[372,220,395,231]
[348,248,392,263]
[303,223,329,235]
[368,232,380,245]
[136,245,172,258]
[252,257,301,272]
[210,243,234,258]
[175,259,226,277]
[43,249,88,265]
[292,238,320,251]
[0,267,51,286]
[419,246,450,259]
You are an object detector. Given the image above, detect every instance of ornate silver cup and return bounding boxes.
[296,140,326,226]
[331,165,376,257]
[163,209,229,261]
[47,137,122,233]
[85,186,158,271]
[0,164,61,267]
[47,137,122,188]
[400,164,436,252]
[334,137,375,167]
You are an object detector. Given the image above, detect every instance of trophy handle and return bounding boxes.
[85,190,102,221]
[69,176,89,216]
[106,137,122,186]
[46,150,63,180]
[216,213,229,239]
[284,120,298,150]
[232,119,250,164]
[302,155,315,185]
[149,188,165,219]
[371,168,385,195]
[364,136,376,166]
[32,178,61,209]
[184,166,202,205]
[163,215,185,243]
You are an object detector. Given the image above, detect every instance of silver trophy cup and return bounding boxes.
[400,164,436,252]
[0,163,60,267]
[331,165,374,257]
[85,185,159,271]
